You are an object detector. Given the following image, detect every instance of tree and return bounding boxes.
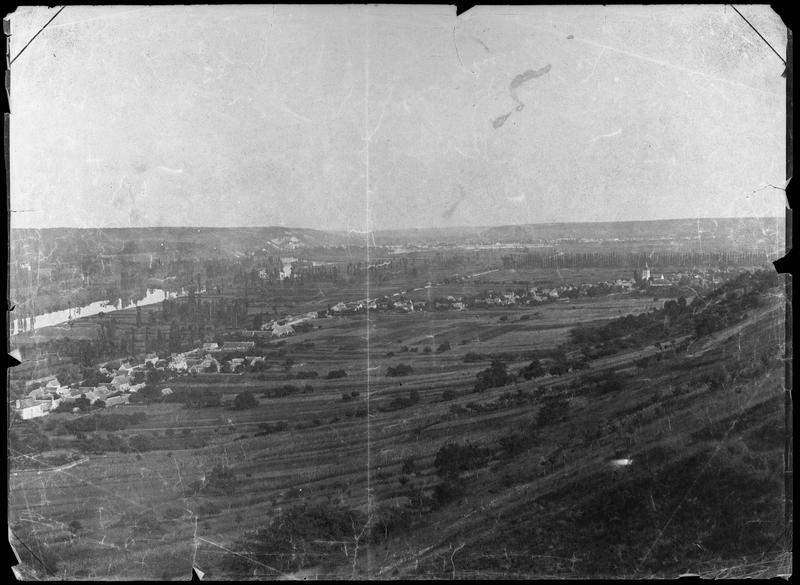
[442,389,457,401]
[520,359,545,380]
[434,442,489,479]
[233,390,258,410]
[386,363,413,377]
[73,395,92,412]
[474,359,511,392]
[595,372,624,395]
[536,396,570,426]
[146,369,164,385]
[56,364,82,386]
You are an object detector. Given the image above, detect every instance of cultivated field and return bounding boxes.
[8,280,789,579]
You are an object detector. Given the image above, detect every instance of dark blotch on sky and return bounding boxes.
[509,64,552,93]
[492,111,513,129]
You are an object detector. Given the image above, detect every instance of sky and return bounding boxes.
[8,5,788,231]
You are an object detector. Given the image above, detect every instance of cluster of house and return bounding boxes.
[329,297,426,315]
[12,360,151,420]
[253,310,320,338]
[12,339,273,420]
[168,341,263,373]
[633,264,730,289]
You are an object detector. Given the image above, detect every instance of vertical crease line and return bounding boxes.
[363,9,372,578]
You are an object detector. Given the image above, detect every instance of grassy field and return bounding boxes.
[8,279,788,579]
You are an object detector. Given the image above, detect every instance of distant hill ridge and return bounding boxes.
[10,217,784,255]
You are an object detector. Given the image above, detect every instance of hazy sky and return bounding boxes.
[8,5,788,231]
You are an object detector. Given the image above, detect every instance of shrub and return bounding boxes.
[129,434,156,452]
[204,464,237,494]
[474,359,512,392]
[401,456,416,475]
[233,390,259,410]
[223,503,367,574]
[705,366,730,391]
[519,359,545,380]
[385,390,421,411]
[433,479,465,506]
[386,363,413,377]
[441,389,457,401]
[326,369,347,379]
[536,396,570,426]
[434,442,490,479]
[594,372,625,395]
[498,427,536,457]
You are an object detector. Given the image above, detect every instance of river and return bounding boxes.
[10,288,186,336]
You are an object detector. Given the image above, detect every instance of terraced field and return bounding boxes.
[8,287,788,579]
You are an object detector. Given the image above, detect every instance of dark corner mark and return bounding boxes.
[773,20,793,278]
[773,248,795,275]
[456,5,475,18]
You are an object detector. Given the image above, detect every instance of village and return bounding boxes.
[10,341,269,420]
[10,260,737,422]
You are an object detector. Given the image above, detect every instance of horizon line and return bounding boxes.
[9,215,787,233]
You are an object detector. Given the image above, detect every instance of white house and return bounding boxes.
[111,375,131,390]
[221,341,256,352]
[43,397,61,412]
[117,363,134,376]
[272,323,295,337]
[26,375,58,389]
[169,354,188,371]
[17,400,46,420]
[27,387,49,400]
[83,390,100,404]
[105,395,130,407]
[161,387,173,396]
[95,386,113,401]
